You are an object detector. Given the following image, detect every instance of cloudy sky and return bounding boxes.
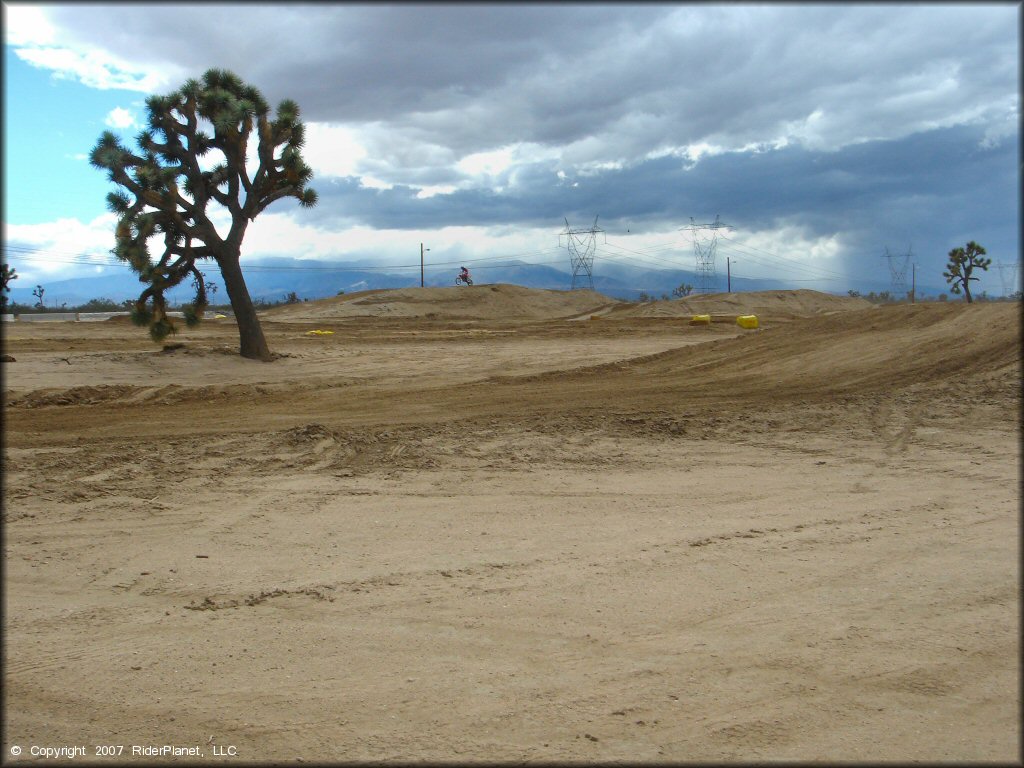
[2,2,1020,295]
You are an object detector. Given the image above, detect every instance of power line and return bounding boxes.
[715,243,840,281]
[610,230,856,285]
[599,239,689,270]
[715,235,852,282]
[717,235,848,278]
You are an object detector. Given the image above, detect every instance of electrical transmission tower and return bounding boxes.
[883,246,913,298]
[559,216,605,290]
[996,262,1020,297]
[687,215,727,293]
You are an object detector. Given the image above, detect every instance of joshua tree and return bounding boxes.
[0,262,17,308]
[90,68,317,360]
[672,283,694,298]
[943,241,990,304]
[32,284,45,310]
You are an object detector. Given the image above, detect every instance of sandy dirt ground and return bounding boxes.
[2,286,1020,763]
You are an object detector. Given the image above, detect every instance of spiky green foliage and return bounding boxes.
[89,68,317,346]
[0,262,17,309]
[1,262,17,294]
[943,241,991,303]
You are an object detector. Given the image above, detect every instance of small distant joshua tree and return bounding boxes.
[672,283,694,298]
[90,68,317,360]
[32,284,45,310]
[943,241,990,304]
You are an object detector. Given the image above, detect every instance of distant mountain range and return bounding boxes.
[7,257,935,308]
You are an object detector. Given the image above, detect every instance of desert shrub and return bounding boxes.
[78,297,125,312]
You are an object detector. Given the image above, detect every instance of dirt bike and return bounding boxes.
[455,274,473,286]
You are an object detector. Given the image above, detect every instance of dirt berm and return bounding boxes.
[264,283,620,322]
[262,284,870,324]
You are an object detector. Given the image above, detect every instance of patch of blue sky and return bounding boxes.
[3,47,136,225]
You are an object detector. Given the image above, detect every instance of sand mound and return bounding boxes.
[594,301,1020,401]
[262,285,873,323]
[610,289,873,319]
[262,283,619,322]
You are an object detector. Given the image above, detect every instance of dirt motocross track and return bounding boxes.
[2,286,1020,763]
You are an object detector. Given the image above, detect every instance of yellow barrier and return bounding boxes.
[736,315,759,329]
[305,329,335,336]
[689,314,711,326]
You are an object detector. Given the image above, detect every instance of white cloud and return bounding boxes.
[14,46,171,92]
[104,107,137,130]
[303,123,369,178]
[3,214,119,280]
[647,141,728,168]
[453,143,561,191]
[360,176,394,191]
[3,4,57,46]
[415,185,458,199]
[456,146,517,177]
[715,225,851,286]
[239,213,566,270]
[240,212,351,262]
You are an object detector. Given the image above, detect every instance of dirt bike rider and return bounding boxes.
[458,266,471,283]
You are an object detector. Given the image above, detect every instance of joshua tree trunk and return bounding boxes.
[218,250,271,361]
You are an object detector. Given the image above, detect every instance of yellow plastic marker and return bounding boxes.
[736,315,759,329]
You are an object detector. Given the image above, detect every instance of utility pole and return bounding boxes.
[727,257,731,293]
[911,263,916,303]
[420,243,430,288]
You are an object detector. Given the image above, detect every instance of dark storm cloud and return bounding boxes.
[304,122,1016,279]
[306,123,1012,228]
[42,4,1017,162]
[44,5,655,124]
